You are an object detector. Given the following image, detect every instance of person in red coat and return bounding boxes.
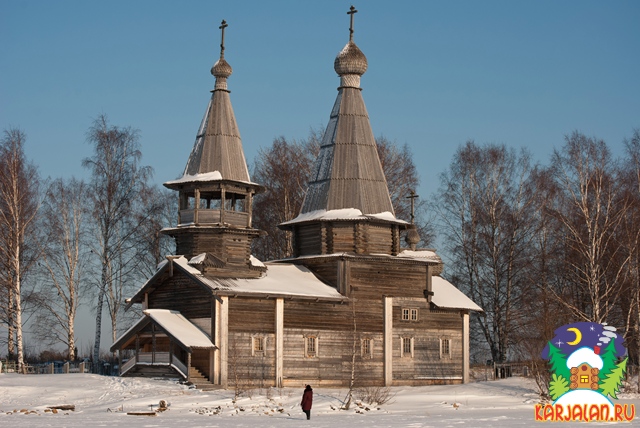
[301,384,313,420]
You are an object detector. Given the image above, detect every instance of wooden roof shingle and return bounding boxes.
[294,38,397,221]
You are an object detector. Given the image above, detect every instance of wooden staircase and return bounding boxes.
[189,367,219,391]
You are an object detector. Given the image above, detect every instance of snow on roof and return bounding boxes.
[281,208,407,225]
[173,256,205,276]
[164,170,260,187]
[189,253,207,265]
[250,255,265,268]
[165,170,222,184]
[397,249,441,263]
[144,309,215,350]
[431,276,483,311]
[566,347,603,370]
[166,256,343,300]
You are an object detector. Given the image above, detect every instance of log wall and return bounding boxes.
[147,271,213,319]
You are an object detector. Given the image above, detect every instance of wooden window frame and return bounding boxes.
[305,335,318,358]
[252,335,265,356]
[440,338,451,359]
[402,308,419,321]
[401,337,414,358]
[361,338,373,359]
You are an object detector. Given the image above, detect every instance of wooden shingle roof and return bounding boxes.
[180,88,251,182]
[169,22,252,186]
[297,39,396,218]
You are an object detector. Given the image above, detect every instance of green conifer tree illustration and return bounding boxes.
[549,373,570,401]
[598,340,618,384]
[547,341,570,383]
[600,357,628,400]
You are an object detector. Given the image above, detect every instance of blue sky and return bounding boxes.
[3,0,639,202]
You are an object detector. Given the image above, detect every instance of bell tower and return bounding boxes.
[163,21,264,277]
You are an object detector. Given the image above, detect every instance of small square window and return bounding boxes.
[411,308,418,321]
[305,336,317,358]
[402,308,410,320]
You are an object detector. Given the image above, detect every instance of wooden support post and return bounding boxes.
[220,189,226,224]
[219,295,229,388]
[275,298,284,388]
[209,296,218,384]
[194,189,200,224]
[152,323,156,364]
[187,352,192,382]
[247,192,253,227]
[135,334,140,363]
[179,192,187,224]
[118,350,122,376]
[462,311,470,383]
[383,296,393,386]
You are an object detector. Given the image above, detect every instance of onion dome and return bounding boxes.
[211,57,233,79]
[405,224,421,251]
[334,40,368,76]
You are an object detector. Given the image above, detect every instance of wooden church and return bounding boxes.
[111,10,481,388]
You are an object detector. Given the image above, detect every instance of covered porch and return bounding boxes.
[111,309,216,382]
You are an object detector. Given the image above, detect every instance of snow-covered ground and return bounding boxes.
[1,373,638,427]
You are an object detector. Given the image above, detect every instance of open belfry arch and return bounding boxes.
[112,8,481,389]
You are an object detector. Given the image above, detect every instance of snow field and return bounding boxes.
[1,373,638,427]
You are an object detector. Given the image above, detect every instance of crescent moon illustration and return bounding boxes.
[567,327,582,345]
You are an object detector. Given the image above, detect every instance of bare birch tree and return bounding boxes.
[437,141,536,363]
[82,115,153,366]
[620,129,640,389]
[0,128,40,371]
[134,185,177,279]
[546,132,630,323]
[35,178,88,360]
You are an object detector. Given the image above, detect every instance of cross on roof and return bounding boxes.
[347,5,358,41]
[219,19,228,57]
[406,190,419,224]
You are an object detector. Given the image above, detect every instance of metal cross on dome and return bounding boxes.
[347,5,358,41]
[219,19,228,57]
[406,190,419,224]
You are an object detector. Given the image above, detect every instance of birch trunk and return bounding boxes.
[7,287,14,358]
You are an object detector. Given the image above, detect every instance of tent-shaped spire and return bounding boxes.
[162,21,263,266]
[280,7,405,258]
[297,6,395,217]
[170,19,252,185]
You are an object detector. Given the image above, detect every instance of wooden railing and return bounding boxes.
[179,209,249,227]
[121,352,186,378]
